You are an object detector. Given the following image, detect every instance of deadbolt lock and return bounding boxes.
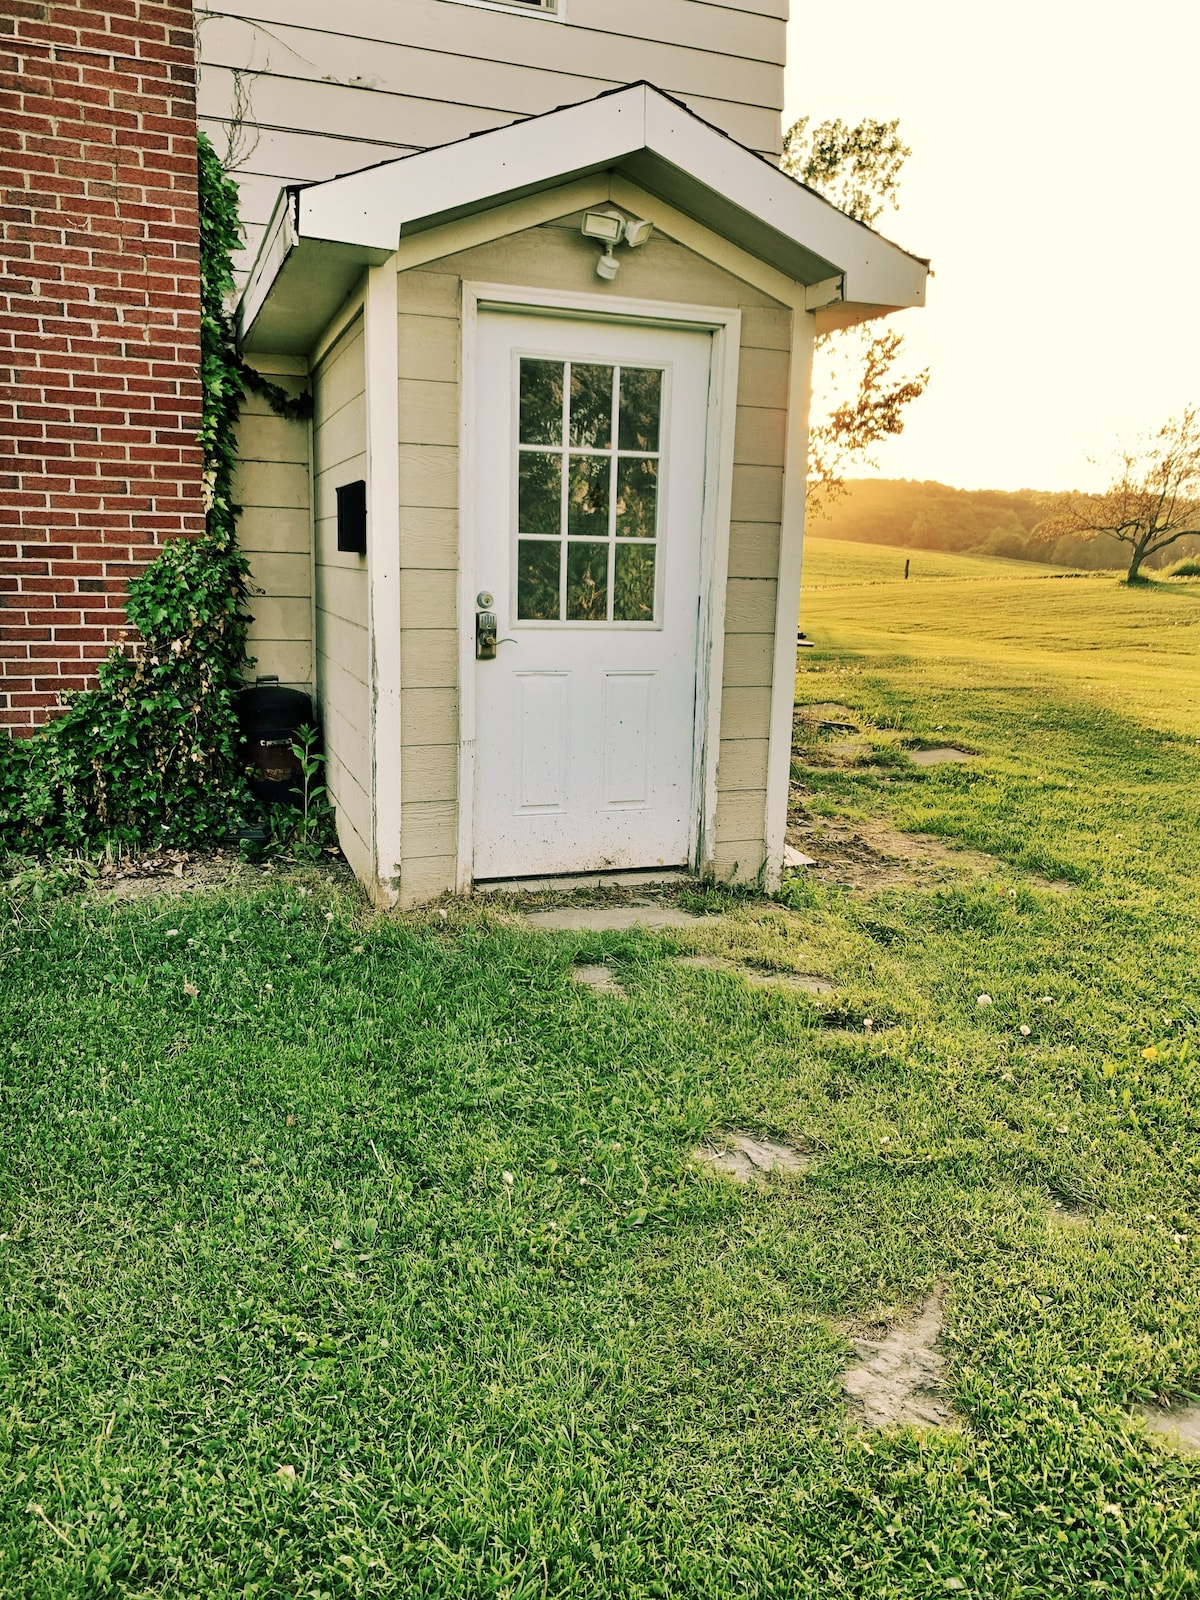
[475,610,498,661]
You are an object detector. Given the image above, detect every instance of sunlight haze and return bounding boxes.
[784,0,1200,493]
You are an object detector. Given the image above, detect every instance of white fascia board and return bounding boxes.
[641,95,926,310]
[297,87,650,254]
[239,187,298,345]
[288,82,926,314]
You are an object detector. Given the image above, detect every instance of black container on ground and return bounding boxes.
[237,682,314,803]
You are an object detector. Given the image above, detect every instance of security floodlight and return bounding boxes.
[622,218,654,248]
[581,211,625,244]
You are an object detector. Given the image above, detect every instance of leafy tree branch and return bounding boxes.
[783,117,928,513]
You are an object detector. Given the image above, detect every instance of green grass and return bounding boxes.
[3,541,1200,1595]
[802,535,1200,736]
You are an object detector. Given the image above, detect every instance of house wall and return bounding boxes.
[197,0,787,277]
[234,357,313,691]
[390,205,793,904]
[0,0,204,730]
[310,311,373,883]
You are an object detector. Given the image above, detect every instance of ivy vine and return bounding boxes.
[0,133,304,853]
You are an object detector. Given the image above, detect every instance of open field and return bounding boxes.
[802,536,1200,736]
[1,541,1198,1596]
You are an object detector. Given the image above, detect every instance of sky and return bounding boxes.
[783,0,1200,492]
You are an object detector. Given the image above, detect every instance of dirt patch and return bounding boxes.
[842,1287,961,1430]
[676,954,833,995]
[1135,1401,1200,1455]
[786,815,999,894]
[908,746,974,766]
[794,702,860,731]
[694,1131,811,1183]
[87,850,352,902]
[571,964,625,997]
[524,904,705,932]
[1048,1198,1092,1229]
[802,736,877,770]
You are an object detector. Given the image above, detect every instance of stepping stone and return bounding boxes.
[695,1132,810,1183]
[909,746,973,766]
[783,844,817,869]
[842,1287,961,1431]
[571,964,624,996]
[676,954,833,994]
[1135,1402,1200,1455]
[523,905,704,932]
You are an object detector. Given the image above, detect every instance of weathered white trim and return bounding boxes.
[364,259,403,905]
[309,282,368,372]
[694,308,741,874]
[607,175,799,305]
[289,84,927,307]
[454,285,480,895]
[763,296,815,889]
[394,177,613,275]
[239,187,296,346]
[455,280,741,893]
[804,275,844,311]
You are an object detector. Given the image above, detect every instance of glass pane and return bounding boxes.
[569,363,613,449]
[517,539,561,620]
[518,451,562,536]
[565,542,609,622]
[567,455,610,538]
[613,543,656,623]
[615,457,658,539]
[519,359,563,446]
[618,367,662,453]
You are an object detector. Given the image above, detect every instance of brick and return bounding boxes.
[0,0,201,729]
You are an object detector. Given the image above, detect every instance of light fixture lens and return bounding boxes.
[623,218,654,248]
[581,211,624,244]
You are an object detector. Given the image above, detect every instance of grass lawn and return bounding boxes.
[3,541,1199,1596]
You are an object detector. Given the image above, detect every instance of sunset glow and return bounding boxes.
[785,0,1200,493]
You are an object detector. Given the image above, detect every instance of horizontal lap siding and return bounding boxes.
[236,357,312,689]
[394,207,790,898]
[312,315,372,883]
[198,0,785,276]
[396,271,461,905]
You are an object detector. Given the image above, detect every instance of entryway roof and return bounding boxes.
[240,82,929,353]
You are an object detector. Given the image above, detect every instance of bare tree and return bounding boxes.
[782,118,929,513]
[1034,408,1200,581]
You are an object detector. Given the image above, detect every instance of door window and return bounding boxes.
[515,357,664,624]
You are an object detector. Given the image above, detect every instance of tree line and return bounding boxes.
[813,477,1200,573]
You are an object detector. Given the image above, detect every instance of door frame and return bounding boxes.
[456,281,742,890]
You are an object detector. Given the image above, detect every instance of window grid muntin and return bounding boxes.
[516,356,663,625]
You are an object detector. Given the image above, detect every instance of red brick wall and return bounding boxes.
[0,0,202,730]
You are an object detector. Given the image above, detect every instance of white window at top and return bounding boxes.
[443,0,559,15]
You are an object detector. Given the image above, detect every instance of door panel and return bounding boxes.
[517,672,569,811]
[473,311,712,880]
[602,672,655,809]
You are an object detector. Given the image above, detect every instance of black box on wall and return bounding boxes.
[336,480,367,555]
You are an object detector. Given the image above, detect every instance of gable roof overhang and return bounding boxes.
[239,83,929,354]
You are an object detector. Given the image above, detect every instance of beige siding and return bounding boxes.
[311,313,372,882]
[198,0,786,275]
[391,204,791,898]
[235,357,313,690]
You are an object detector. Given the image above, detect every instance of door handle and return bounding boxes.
[476,610,498,660]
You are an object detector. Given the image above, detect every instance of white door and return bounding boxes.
[472,311,713,880]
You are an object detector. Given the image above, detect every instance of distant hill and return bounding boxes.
[812,479,1200,571]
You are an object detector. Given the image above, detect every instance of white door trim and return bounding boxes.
[456,281,742,890]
